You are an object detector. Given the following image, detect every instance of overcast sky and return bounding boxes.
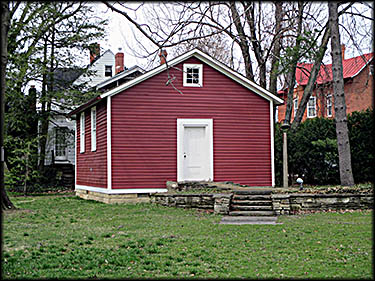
[90,3,145,69]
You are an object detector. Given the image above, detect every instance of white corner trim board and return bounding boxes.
[107,96,112,190]
[75,185,168,194]
[270,101,275,187]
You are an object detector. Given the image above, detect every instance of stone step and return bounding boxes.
[228,210,276,216]
[221,216,278,222]
[231,205,274,211]
[220,216,280,224]
[233,190,272,195]
[231,199,272,205]
[232,195,272,200]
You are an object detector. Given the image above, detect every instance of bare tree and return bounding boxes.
[269,1,283,95]
[328,1,354,186]
[1,1,16,209]
[283,1,304,125]
[290,2,362,130]
[103,1,372,133]
[168,29,232,67]
[103,1,291,89]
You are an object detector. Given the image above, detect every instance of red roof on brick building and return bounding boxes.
[295,52,374,86]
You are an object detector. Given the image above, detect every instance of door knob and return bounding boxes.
[183,153,187,158]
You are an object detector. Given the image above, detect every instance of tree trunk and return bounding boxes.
[1,1,16,210]
[243,2,267,88]
[328,2,354,186]
[269,1,283,95]
[283,1,304,124]
[291,26,330,131]
[229,2,254,81]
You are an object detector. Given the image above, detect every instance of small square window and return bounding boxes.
[183,64,203,87]
[105,65,112,77]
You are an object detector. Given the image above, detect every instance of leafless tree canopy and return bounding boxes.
[103,2,372,91]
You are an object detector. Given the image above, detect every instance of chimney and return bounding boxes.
[89,43,100,63]
[159,49,167,65]
[115,48,124,74]
[341,44,346,61]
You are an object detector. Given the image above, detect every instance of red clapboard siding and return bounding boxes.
[111,57,271,189]
[76,101,107,187]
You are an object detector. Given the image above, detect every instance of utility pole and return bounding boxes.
[281,121,290,188]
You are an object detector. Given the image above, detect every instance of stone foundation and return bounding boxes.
[213,194,233,214]
[75,189,151,204]
[150,193,233,214]
[76,187,373,215]
[151,194,214,210]
[272,193,373,215]
[151,192,372,215]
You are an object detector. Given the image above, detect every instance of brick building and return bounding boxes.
[277,46,374,123]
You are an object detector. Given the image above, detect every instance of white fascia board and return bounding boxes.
[100,48,284,105]
[75,185,168,194]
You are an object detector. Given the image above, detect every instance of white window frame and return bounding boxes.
[55,127,68,160]
[293,97,298,117]
[183,64,203,87]
[326,94,332,117]
[80,112,85,153]
[91,106,97,151]
[105,65,112,77]
[307,96,317,118]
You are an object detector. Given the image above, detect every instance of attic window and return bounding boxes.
[183,64,203,87]
[105,65,112,77]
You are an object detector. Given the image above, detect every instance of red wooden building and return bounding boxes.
[69,49,283,202]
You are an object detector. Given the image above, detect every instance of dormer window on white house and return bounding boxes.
[105,65,112,77]
[183,64,203,87]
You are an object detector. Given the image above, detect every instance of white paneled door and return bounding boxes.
[177,119,213,182]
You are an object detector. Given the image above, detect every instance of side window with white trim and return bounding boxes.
[293,98,298,117]
[307,96,317,118]
[183,64,203,87]
[91,107,97,151]
[80,112,85,153]
[326,95,332,117]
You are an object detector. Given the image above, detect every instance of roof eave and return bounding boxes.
[67,95,102,117]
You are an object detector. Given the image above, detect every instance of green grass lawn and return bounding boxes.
[2,195,373,279]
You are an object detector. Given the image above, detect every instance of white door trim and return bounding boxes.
[177,119,213,182]
[107,96,112,190]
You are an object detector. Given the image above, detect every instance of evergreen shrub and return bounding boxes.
[275,108,373,186]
